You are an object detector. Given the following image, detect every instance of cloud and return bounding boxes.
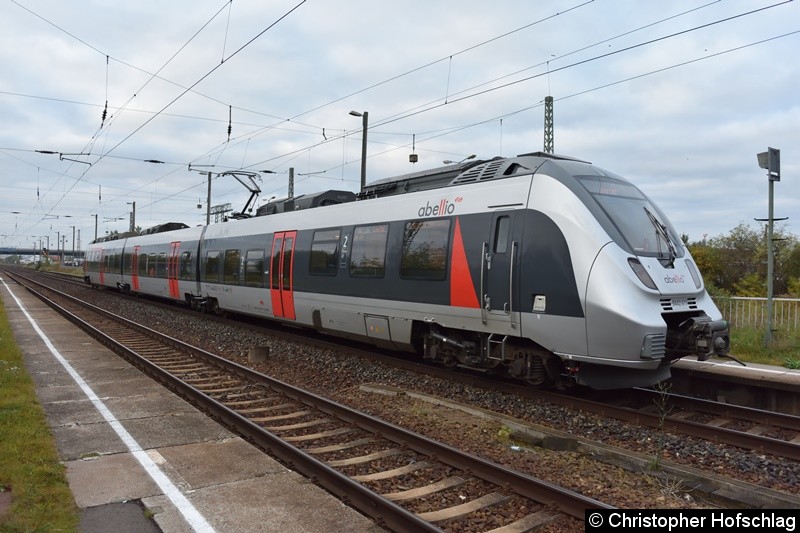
[1,0,798,247]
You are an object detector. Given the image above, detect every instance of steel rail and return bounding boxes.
[7,269,612,526]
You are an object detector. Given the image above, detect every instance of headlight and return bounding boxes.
[685,259,702,289]
[628,258,657,290]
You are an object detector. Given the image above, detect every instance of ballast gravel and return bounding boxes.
[47,278,800,517]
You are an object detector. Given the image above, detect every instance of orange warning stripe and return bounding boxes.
[450,217,480,308]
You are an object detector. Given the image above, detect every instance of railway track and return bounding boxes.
[5,269,611,531]
[586,387,800,458]
[16,268,800,463]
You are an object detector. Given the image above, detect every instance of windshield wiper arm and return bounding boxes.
[643,206,676,267]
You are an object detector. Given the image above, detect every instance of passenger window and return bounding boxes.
[157,252,167,278]
[310,228,341,276]
[350,224,388,277]
[139,253,148,277]
[148,253,157,277]
[244,249,265,287]
[401,219,450,280]
[205,251,220,283]
[494,216,510,254]
[223,249,241,284]
[179,251,193,280]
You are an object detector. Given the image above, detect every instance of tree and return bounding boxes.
[688,222,799,297]
[706,223,764,294]
[687,242,726,295]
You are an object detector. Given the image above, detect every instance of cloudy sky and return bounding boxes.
[1,0,797,252]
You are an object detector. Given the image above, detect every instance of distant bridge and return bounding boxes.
[0,247,85,258]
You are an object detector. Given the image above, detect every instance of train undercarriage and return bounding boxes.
[418,313,729,390]
[419,325,564,388]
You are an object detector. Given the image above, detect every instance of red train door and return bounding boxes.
[131,245,141,291]
[168,242,181,299]
[270,231,296,320]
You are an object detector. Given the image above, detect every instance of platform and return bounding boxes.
[0,276,380,533]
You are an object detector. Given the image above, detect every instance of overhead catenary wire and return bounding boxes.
[2,0,796,242]
[10,0,308,240]
[7,0,239,235]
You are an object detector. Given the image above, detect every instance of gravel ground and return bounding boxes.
[46,279,800,516]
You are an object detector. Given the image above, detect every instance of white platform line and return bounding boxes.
[1,278,216,533]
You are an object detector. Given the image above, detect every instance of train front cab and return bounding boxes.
[565,165,729,389]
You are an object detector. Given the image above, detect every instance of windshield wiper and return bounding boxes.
[643,206,676,267]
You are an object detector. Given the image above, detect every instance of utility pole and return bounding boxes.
[288,167,294,199]
[129,201,136,233]
[756,147,782,346]
[543,96,554,153]
[206,172,212,225]
[349,111,368,192]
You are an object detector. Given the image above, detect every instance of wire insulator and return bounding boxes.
[227,105,232,141]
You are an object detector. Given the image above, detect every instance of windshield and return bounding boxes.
[576,175,684,260]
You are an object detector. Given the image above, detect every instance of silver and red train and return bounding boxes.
[84,152,729,389]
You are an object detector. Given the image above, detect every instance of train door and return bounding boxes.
[131,245,141,291]
[270,231,296,320]
[168,242,180,299]
[482,212,519,330]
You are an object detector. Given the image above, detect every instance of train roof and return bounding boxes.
[91,152,594,239]
[358,151,590,199]
[88,222,189,244]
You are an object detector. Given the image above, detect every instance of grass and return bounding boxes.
[728,325,800,368]
[0,294,80,532]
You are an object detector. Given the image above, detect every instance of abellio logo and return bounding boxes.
[663,274,685,284]
[418,196,462,217]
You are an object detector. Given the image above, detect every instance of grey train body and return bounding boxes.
[84,153,729,390]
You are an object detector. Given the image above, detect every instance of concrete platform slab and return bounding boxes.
[155,438,287,489]
[143,474,382,533]
[51,420,132,460]
[66,453,162,507]
[80,502,161,533]
[2,276,382,533]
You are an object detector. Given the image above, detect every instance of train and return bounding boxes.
[84,151,730,390]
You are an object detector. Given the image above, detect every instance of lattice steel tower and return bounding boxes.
[543,96,554,153]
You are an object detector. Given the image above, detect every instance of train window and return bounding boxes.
[577,175,684,259]
[282,238,293,288]
[494,216,510,254]
[400,219,450,280]
[244,249,265,287]
[139,253,148,277]
[350,224,388,277]
[157,252,167,278]
[310,228,341,276]
[205,251,220,283]
[179,251,193,280]
[148,253,157,276]
[270,239,282,289]
[223,249,241,284]
[123,253,133,275]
